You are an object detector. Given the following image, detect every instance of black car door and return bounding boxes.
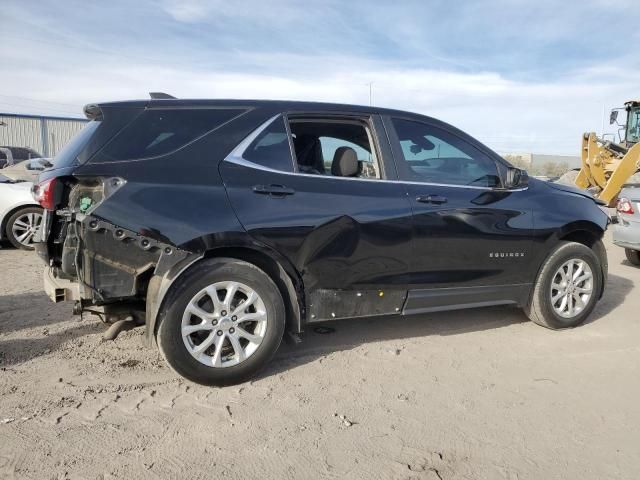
[220,113,413,322]
[383,115,534,314]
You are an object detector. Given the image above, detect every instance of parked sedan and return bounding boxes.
[0,175,43,250]
[0,146,43,169]
[613,186,640,265]
[1,158,52,182]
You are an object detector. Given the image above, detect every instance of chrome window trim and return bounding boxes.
[223,115,529,192]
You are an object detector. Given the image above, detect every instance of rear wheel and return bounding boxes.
[625,248,640,266]
[5,207,43,250]
[157,258,286,386]
[525,241,602,329]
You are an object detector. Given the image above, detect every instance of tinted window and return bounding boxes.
[51,120,101,169]
[392,118,500,187]
[243,117,294,172]
[99,108,244,161]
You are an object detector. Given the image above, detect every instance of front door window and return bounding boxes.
[391,118,501,188]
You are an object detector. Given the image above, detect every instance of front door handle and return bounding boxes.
[416,194,447,204]
[252,184,296,196]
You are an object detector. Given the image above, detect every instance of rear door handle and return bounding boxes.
[252,184,296,196]
[416,194,447,204]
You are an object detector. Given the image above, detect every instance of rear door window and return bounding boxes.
[288,119,382,179]
[98,108,245,161]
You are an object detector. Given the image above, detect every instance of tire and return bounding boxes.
[525,241,603,329]
[625,248,640,266]
[157,258,286,386]
[5,207,43,250]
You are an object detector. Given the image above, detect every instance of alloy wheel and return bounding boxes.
[181,281,268,368]
[550,259,593,318]
[11,211,42,247]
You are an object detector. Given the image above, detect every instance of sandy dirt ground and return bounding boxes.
[1,232,639,479]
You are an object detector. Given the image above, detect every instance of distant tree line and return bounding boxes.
[503,154,570,178]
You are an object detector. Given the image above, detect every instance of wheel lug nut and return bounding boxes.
[232,315,237,321]
[229,328,235,334]
[212,320,217,325]
[217,330,223,336]
[221,310,227,316]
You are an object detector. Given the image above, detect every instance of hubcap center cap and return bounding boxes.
[218,318,232,331]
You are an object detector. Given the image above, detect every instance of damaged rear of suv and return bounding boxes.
[35,96,609,386]
[36,98,297,385]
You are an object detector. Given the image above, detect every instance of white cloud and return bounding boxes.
[1,51,635,155]
[1,0,638,155]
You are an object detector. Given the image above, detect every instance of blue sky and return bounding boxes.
[1,0,638,154]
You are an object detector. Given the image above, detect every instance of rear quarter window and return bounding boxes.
[97,108,245,162]
[51,120,101,169]
[242,117,294,172]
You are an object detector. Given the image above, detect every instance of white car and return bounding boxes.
[613,186,640,266]
[0,175,43,250]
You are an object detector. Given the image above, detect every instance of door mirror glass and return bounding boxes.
[504,167,528,189]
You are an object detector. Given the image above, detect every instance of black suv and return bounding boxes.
[34,98,609,386]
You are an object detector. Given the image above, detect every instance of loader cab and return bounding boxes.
[624,101,640,146]
[609,101,640,147]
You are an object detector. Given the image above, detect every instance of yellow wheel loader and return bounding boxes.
[568,100,640,206]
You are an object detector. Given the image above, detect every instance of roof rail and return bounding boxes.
[149,92,176,99]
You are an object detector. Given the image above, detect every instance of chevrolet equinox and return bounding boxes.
[33,97,609,386]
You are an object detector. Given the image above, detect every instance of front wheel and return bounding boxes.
[157,258,286,386]
[525,241,603,329]
[625,248,640,266]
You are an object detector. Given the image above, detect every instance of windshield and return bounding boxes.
[626,106,640,144]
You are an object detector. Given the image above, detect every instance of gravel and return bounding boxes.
[1,232,639,479]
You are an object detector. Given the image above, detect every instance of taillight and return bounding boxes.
[616,197,635,215]
[32,178,58,210]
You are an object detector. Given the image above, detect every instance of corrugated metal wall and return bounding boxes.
[0,114,87,157]
[43,118,87,156]
[0,115,43,154]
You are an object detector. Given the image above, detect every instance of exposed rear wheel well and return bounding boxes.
[201,247,304,334]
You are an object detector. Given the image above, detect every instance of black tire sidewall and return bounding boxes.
[625,248,640,266]
[535,243,602,329]
[157,259,285,386]
[6,207,42,250]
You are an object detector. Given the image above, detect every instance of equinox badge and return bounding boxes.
[489,252,525,258]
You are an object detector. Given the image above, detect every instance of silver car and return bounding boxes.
[613,186,640,266]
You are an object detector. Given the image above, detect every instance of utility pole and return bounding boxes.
[367,82,373,106]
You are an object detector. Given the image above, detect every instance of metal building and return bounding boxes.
[0,113,87,158]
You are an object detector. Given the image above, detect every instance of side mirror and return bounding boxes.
[610,110,619,125]
[505,167,528,189]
